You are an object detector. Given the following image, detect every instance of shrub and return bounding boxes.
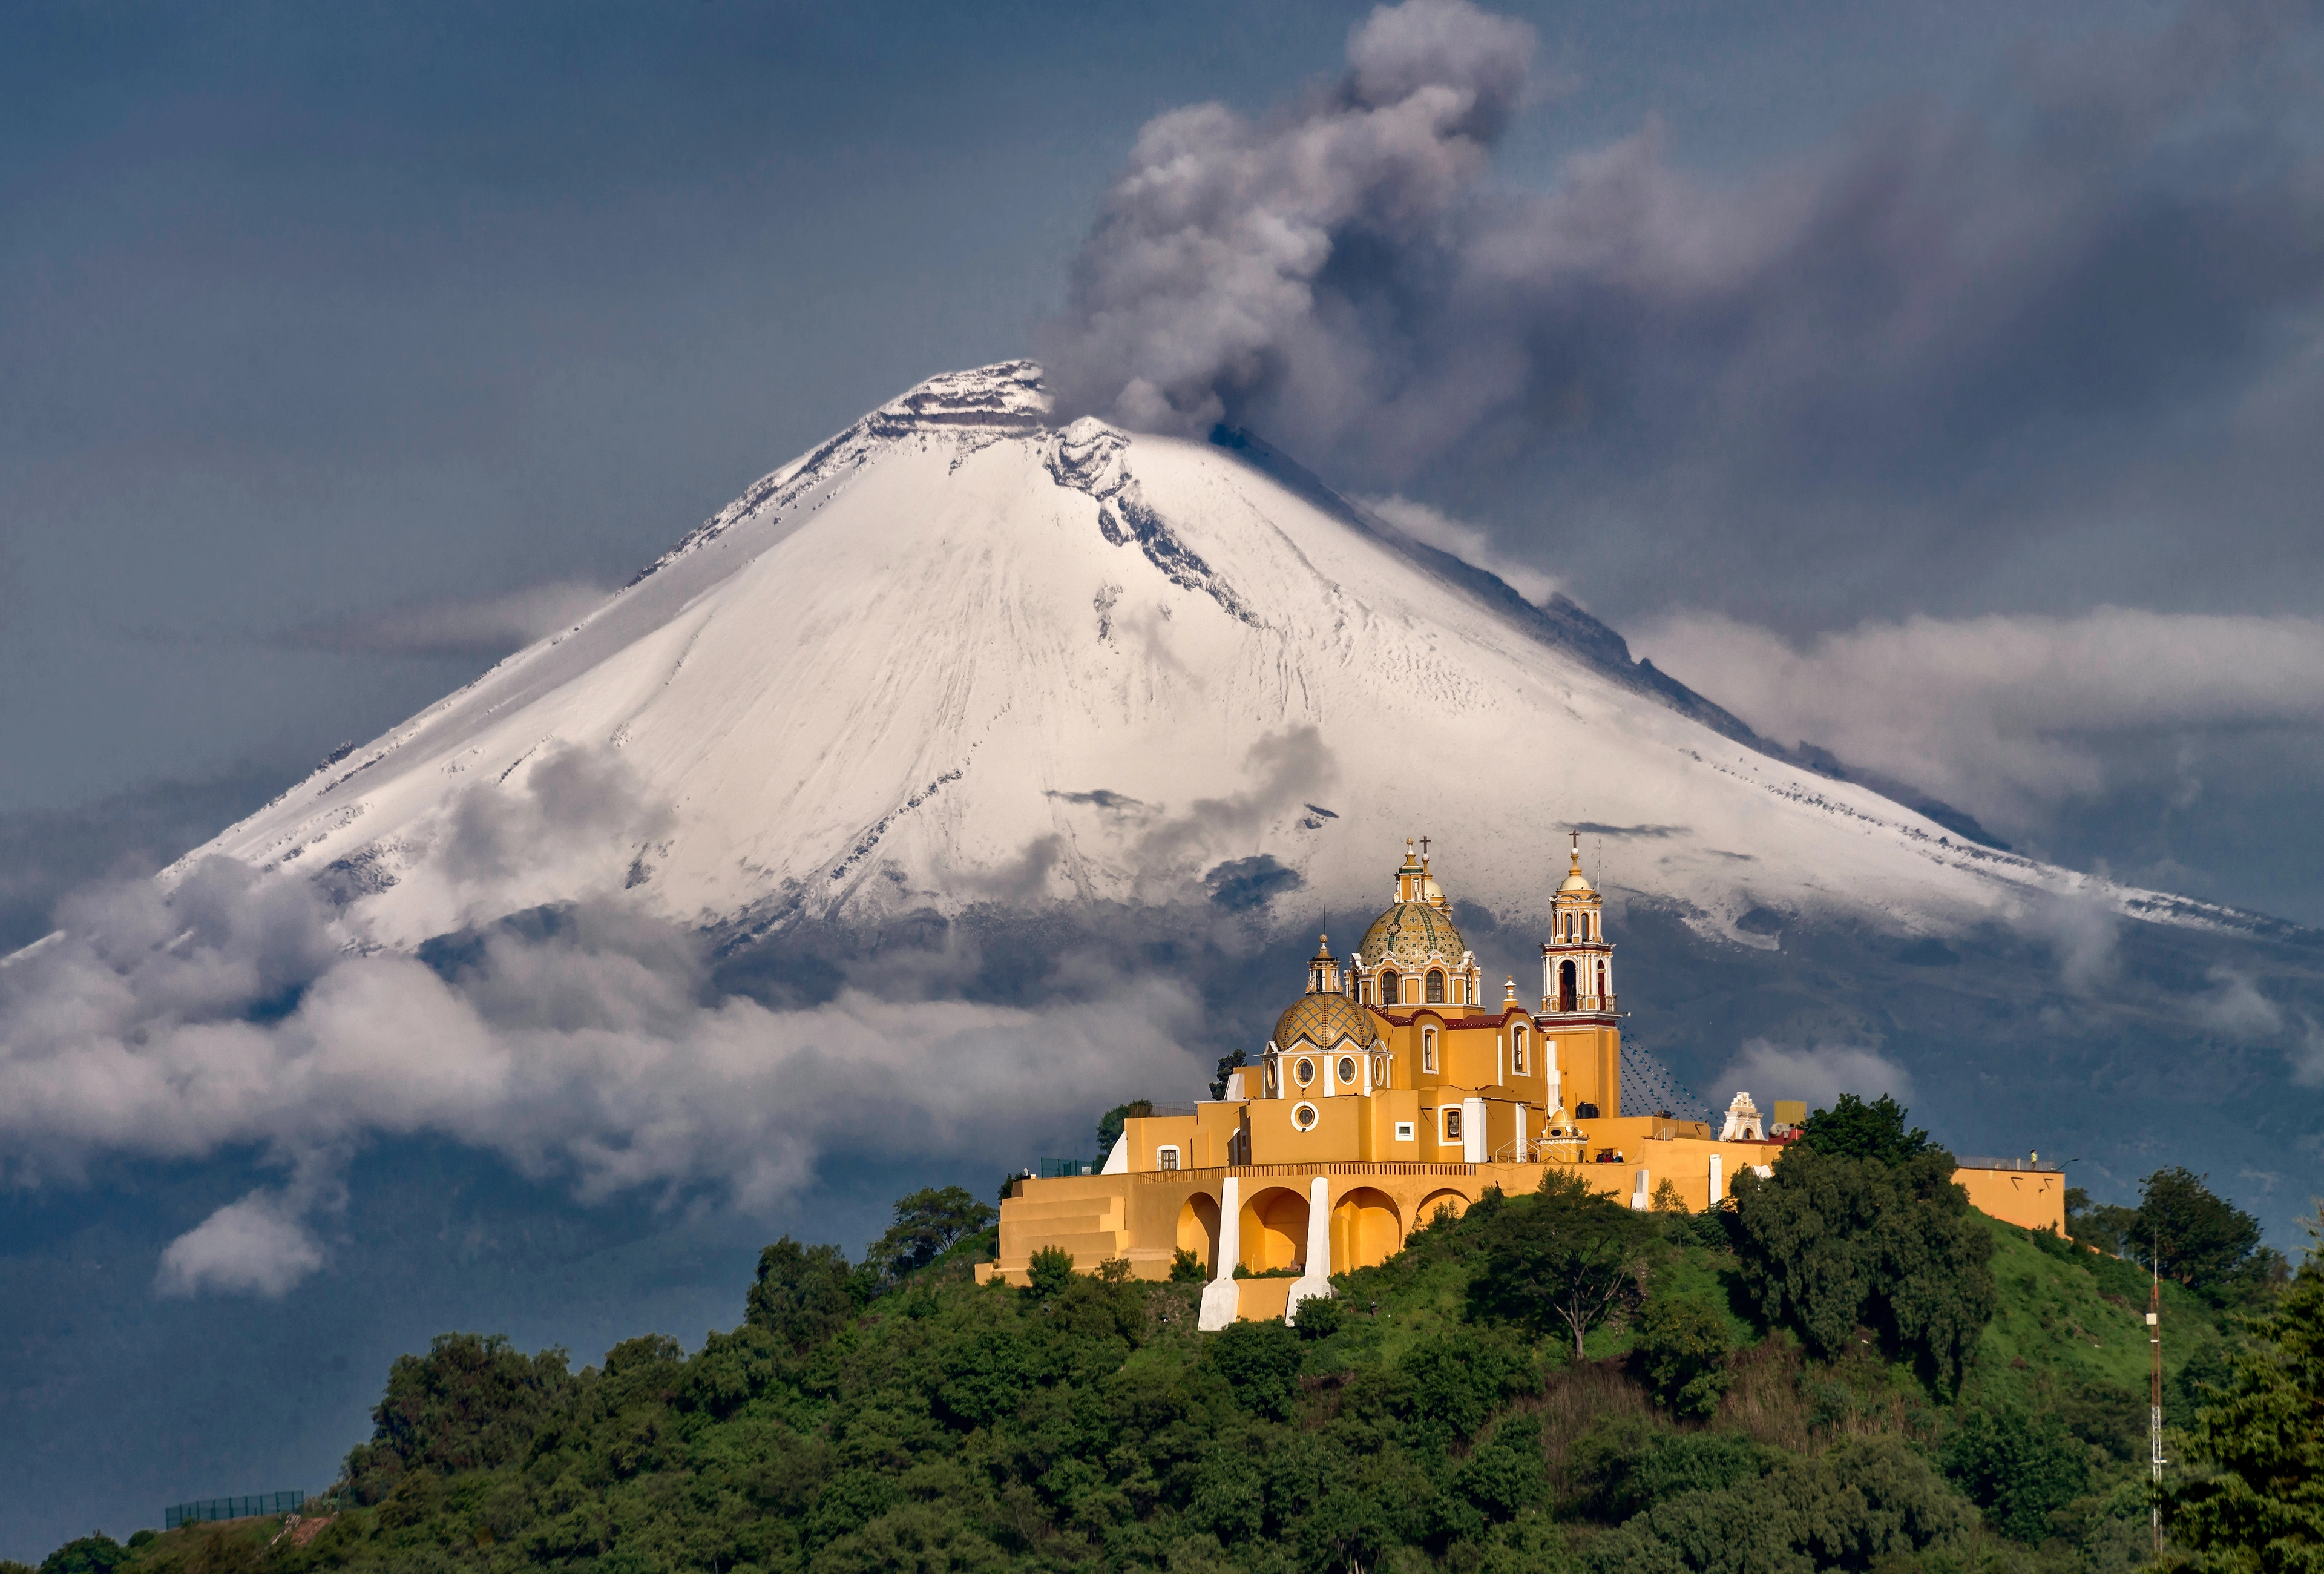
[1291,1292,1343,1340]
[1025,1245,1075,1300]
[1170,1247,1206,1282]
[1629,1296,1732,1418]
[1940,1409,2092,1542]
[35,1538,125,1574]
[1206,1319,1305,1418]
[1566,1417,1771,1521]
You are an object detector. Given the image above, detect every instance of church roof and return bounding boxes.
[1273,991,1381,1051]
[1359,900,1468,967]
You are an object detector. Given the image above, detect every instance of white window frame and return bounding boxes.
[1156,1145,1180,1171]
[1443,1107,1463,1142]
[1295,1056,1316,1087]
[1394,1120,1415,1141]
[1292,1101,1319,1131]
[1422,1027,1437,1073]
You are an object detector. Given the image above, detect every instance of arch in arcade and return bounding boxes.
[1242,1185,1310,1271]
[1330,1187,1403,1270]
[1176,1194,1221,1274]
[1416,1188,1472,1230]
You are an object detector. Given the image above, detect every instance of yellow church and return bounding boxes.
[976,838,2063,1326]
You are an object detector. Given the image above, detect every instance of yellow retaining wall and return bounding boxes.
[974,1148,2070,1304]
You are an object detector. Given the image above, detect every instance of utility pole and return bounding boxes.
[2150,1243,2165,1559]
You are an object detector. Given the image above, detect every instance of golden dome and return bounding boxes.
[1273,991,1381,1050]
[1359,900,1468,967]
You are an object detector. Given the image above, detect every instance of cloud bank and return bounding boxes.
[1635,608,2324,830]
[0,749,1209,1296]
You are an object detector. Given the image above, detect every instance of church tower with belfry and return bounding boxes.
[980,830,2067,1323]
[1540,831,1620,1119]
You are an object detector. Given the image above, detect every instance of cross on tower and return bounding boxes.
[1419,836,1431,860]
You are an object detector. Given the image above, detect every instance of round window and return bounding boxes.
[1295,1056,1315,1086]
[1337,1055,1357,1085]
[1293,1101,1319,1130]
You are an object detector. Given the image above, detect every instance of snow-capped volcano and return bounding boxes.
[188,363,2238,953]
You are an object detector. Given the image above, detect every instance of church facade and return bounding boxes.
[976,839,2064,1326]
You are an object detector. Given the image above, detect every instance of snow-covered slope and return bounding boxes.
[185,363,2241,952]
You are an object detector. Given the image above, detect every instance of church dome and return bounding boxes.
[1273,991,1381,1051]
[1359,900,1467,967]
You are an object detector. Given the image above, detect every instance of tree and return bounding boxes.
[1799,1092,1937,1165]
[343,1332,574,1501]
[864,1185,996,1280]
[1630,1296,1733,1418]
[1732,1145,1996,1389]
[2132,1167,2272,1299]
[1094,1099,1155,1161]
[1209,1047,1249,1101]
[1468,1169,1657,1358]
[744,1237,857,1352]
[2162,1210,2324,1572]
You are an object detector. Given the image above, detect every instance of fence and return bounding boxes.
[1036,1158,1100,1177]
[166,1492,306,1529]
[1955,1157,2062,1173]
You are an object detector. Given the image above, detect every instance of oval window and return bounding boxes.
[1338,1055,1357,1085]
[1295,1057,1315,1087]
[1293,1101,1319,1130]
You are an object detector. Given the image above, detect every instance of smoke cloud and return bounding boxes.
[1045,0,2324,630]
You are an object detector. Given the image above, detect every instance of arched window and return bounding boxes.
[1426,969,1446,1004]
[1558,960,1577,1012]
[1597,961,1608,1002]
[1513,1026,1528,1075]
[1422,1028,1437,1073]
[1381,971,1401,1006]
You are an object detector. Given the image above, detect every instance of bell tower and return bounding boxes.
[1541,831,1614,1014]
[1540,831,1620,1118]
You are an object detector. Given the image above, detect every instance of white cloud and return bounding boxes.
[1713,1039,1914,1115]
[156,1190,326,1298]
[1,852,1210,1295]
[1358,495,1561,605]
[1633,608,2324,826]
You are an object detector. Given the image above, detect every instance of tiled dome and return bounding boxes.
[1359,900,1467,968]
[1273,991,1381,1050]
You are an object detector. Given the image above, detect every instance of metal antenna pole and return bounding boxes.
[2150,1240,2165,1558]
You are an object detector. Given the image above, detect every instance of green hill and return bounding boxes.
[30,1164,2286,1574]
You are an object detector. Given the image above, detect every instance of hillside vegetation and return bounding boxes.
[21,1103,2314,1574]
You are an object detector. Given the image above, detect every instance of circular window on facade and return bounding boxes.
[1337,1055,1357,1085]
[1293,1101,1319,1130]
[1295,1056,1316,1087]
